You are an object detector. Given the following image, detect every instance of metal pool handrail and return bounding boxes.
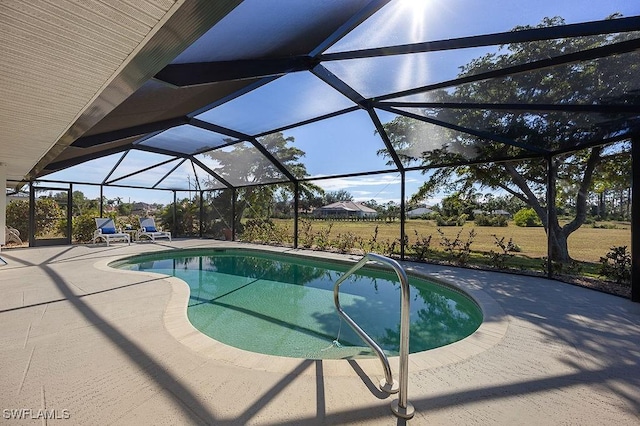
[333,252,415,419]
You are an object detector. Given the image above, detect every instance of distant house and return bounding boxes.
[6,192,28,203]
[131,202,155,216]
[492,209,511,217]
[313,201,378,218]
[406,207,433,218]
[473,209,511,218]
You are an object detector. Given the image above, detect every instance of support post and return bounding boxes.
[400,171,405,260]
[294,181,299,249]
[632,137,639,302]
[546,156,554,278]
[29,183,35,247]
[231,189,236,241]
[173,191,177,237]
[67,184,72,244]
[99,185,103,217]
[199,190,204,238]
[0,163,6,247]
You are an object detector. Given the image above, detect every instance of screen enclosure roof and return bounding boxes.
[6,0,640,192]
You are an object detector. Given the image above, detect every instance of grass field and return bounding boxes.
[267,218,631,264]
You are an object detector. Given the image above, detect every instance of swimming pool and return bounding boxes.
[112,248,482,359]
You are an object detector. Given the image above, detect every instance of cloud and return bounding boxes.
[313,174,402,191]
[309,174,443,204]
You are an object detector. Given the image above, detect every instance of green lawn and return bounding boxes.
[262,218,630,274]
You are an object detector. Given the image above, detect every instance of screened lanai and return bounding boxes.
[2,0,640,301]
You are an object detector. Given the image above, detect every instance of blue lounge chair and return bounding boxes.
[93,218,130,246]
[138,217,171,242]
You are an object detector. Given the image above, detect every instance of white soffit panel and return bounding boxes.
[0,0,181,184]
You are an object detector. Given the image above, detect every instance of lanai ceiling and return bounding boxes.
[3,0,640,192]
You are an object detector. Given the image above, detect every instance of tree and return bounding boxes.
[380,16,637,262]
[159,196,200,236]
[70,190,98,216]
[432,193,470,226]
[380,200,401,221]
[273,187,293,217]
[202,133,320,230]
[590,145,632,219]
[324,190,353,204]
[481,193,525,215]
[360,199,379,210]
[6,199,63,238]
[440,192,468,216]
[298,192,324,213]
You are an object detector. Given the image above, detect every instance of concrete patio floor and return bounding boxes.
[0,239,638,425]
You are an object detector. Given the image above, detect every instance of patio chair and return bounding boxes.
[138,217,171,242]
[93,218,130,246]
[5,226,22,244]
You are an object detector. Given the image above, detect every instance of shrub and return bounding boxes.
[379,238,400,257]
[437,228,476,265]
[35,199,65,237]
[513,208,542,227]
[591,222,618,229]
[360,226,399,255]
[333,232,360,253]
[239,218,291,244]
[117,215,140,232]
[6,200,30,237]
[73,213,99,243]
[6,198,64,238]
[435,213,466,226]
[314,223,333,250]
[240,218,275,243]
[298,219,314,248]
[360,225,380,252]
[474,214,508,227]
[541,258,584,275]
[599,246,631,284]
[159,199,200,236]
[207,220,231,240]
[488,235,520,269]
[410,230,433,261]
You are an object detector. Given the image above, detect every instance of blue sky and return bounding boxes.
[43,0,640,206]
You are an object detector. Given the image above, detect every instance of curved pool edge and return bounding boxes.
[96,243,508,379]
[401,262,509,371]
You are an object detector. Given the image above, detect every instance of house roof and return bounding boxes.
[407,207,433,215]
[317,201,377,213]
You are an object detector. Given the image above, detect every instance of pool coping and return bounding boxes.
[95,243,508,379]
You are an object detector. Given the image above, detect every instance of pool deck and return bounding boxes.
[0,239,638,425]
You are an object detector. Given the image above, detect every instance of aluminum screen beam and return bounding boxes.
[321,16,640,61]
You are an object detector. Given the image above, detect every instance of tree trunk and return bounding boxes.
[555,146,602,262]
[552,225,571,262]
[504,146,601,264]
[234,200,247,231]
[619,189,624,218]
[545,164,571,263]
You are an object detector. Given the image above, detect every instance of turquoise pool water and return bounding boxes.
[113,249,482,359]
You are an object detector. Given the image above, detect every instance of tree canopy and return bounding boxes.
[201,132,321,230]
[380,15,637,261]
